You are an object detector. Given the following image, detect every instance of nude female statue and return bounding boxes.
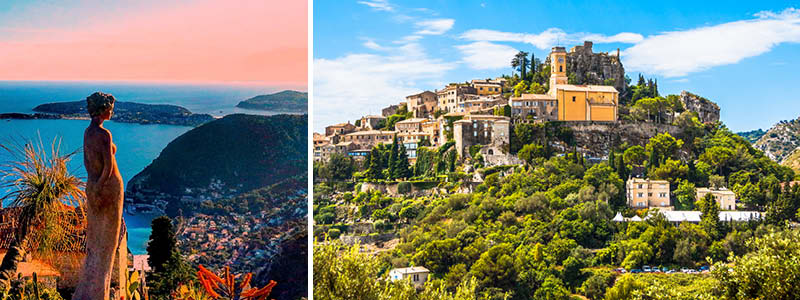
[73,92,124,300]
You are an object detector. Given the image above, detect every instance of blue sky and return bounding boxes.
[313,0,800,133]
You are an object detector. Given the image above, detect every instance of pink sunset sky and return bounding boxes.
[0,0,307,88]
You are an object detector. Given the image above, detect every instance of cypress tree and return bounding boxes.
[367,147,383,179]
[609,150,616,172]
[388,136,398,179]
[393,143,411,179]
[147,216,177,273]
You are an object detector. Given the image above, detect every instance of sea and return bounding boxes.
[0,80,300,254]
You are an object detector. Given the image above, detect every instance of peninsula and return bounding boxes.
[236,90,308,112]
[0,100,215,126]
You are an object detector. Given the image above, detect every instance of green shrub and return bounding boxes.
[327,228,342,239]
[397,182,412,194]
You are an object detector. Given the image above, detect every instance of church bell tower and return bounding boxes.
[549,46,568,96]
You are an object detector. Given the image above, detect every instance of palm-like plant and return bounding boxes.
[0,138,85,288]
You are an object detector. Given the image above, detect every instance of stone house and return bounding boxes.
[510,94,558,123]
[406,91,438,118]
[452,115,510,158]
[325,122,357,137]
[470,79,503,96]
[359,115,386,130]
[437,84,477,113]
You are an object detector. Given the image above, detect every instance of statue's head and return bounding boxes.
[86,92,116,118]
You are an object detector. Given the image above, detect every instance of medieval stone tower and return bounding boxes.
[549,46,568,97]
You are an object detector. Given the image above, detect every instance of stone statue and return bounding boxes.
[73,92,124,300]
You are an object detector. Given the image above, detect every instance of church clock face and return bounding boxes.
[558,57,564,63]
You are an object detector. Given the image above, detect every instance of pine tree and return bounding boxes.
[393,143,411,179]
[637,74,645,86]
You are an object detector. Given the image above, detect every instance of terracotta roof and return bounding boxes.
[395,118,428,124]
[511,94,557,101]
[555,84,618,93]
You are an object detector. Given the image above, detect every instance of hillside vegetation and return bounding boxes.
[127,113,307,209]
[33,100,214,126]
[753,117,800,162]
[236,90,308,112]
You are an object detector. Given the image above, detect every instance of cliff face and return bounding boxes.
[679,91,720,123]
[547,41,626,94]
[565,122,685,157]
[753,118,800,162]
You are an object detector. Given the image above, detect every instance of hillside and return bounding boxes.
[753,117,800,162]
[126,113,307,209]
[236,90,308,112]
[781,148,800,173]
[737,128,766,144]
[32,100,214,126]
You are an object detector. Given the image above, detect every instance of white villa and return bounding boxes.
[389,266,430,288]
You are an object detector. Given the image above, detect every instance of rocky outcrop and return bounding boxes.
[548,41,626,94]
[679,91,720,123]
[565,121,684,157]
[754,117,800,162]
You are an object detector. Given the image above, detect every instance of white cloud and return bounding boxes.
[415,19,455,35]
[363,39,386,51]
[460,28,642,49]
[393,35,422,44]
[357,0,393,11]
[314,43,456,131]
[623,8,800,77]
[456,41,518,70]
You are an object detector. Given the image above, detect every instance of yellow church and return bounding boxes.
[520,45,619,122]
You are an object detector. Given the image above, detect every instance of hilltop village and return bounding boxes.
[315,41,737,215]
[313,41,800,299]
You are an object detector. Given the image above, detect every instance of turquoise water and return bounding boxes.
[0,81,298,254]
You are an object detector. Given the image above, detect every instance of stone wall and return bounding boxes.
[565,121,684,157]
[340,233,396,245]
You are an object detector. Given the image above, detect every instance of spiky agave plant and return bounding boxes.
[196,265,277,300]
[0,137,85,288]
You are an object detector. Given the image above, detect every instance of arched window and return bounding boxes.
[488,149,494,155]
